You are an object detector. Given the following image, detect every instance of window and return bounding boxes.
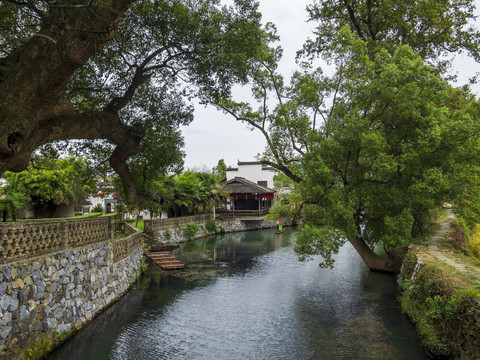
[257,181,268,187]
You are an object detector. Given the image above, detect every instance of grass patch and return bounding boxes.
[66,212,103,219]
[125,219,144,231]
[100,212,117,217]
[16,212,103,222]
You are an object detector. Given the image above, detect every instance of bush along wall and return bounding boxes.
[398,253,480,359]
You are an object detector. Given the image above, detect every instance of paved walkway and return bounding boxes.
[421,208,480,283]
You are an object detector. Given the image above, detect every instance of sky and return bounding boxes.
[180,0,480,171]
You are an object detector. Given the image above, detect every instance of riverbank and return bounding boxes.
[144,215,281,247]
[0,219,143,360]
[398,208,480,359]
[48,227,427,360]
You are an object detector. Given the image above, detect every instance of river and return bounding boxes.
[48,228,426,360]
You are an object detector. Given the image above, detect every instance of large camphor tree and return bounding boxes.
[0,0,275,203]
[217,0,480,272]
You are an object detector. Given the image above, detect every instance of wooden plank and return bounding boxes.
[147,251,184,271]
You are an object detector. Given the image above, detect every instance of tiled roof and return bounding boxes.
[221,177,274,194]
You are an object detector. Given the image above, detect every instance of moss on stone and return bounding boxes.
[399,260,480,358]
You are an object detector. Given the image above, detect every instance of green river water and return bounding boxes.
[48,228,427,360]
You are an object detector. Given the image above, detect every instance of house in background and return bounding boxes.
[80,193,154,219]
[219,161,277,219]
[225,161,276,189]
[79,194,117,215]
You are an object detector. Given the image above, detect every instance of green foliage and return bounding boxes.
[294,224,346,268]
[134,257,149,279]
[114,219,124,233]
[3,156,97,217]
[205,219,217,233]
[400,262,480,358]
[183,224,199,238]
[303,0,480,63]
[219,16,480,270]
[64,0,274,203]
[468,224,480,259]
[266,174,303,224]
[67,212,102,219]
[163,229,172,239]
[149,172,221,217]
[212,159,227,180]
[0,192,27,221]
[91,204,103,214]
[26,330,74,360]
[0,0,275,206]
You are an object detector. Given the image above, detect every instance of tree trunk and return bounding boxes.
[0,1,140,201]
[348,236,401,273]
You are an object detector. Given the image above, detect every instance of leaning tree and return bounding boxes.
[0,0,275,203]
[216,0,480,272]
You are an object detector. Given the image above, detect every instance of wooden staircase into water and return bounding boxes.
[145,251,184,270]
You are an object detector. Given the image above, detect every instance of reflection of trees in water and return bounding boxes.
[338,311,395,360]
[175,229,294,275]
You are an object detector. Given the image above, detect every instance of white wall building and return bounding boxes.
[226,161,276,189]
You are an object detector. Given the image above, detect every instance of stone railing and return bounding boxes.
[112,231,142,263]
[144,214,213,236]
[124,221,140,235]
[0,217,113,264]
[113,223,143,262]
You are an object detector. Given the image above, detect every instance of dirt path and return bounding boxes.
[422,208,480,283]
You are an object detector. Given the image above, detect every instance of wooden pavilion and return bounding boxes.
[218,177,276,219]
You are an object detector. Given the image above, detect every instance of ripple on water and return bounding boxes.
[48,229,426,360]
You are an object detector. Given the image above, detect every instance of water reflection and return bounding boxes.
[48,228,426,360]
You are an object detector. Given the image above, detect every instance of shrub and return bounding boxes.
[91,204,103,213]
[205,219,217,233]
[468,224,480,259]
[114,219,124,232]
[400,262,480,358]
[163,229,171,239]
[183,224,199,238]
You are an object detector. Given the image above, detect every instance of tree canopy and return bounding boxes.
[142,171,222,218]
[2,156,96,217]
[303,0,480,64]
[212,159,227,180]
[217,0,480,272]
[0,0,275,203]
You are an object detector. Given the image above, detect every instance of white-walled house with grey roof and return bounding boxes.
[225,161,276,189]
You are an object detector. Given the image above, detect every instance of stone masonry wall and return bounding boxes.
[149,218,280,245]
[0,224,142,359]
[144,214,213,238]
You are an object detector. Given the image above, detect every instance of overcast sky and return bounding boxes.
[180,0,480,171]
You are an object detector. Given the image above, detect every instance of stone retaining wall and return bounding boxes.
[144,214,213,237]
[0,221,143,360]
[148,218,280,245]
